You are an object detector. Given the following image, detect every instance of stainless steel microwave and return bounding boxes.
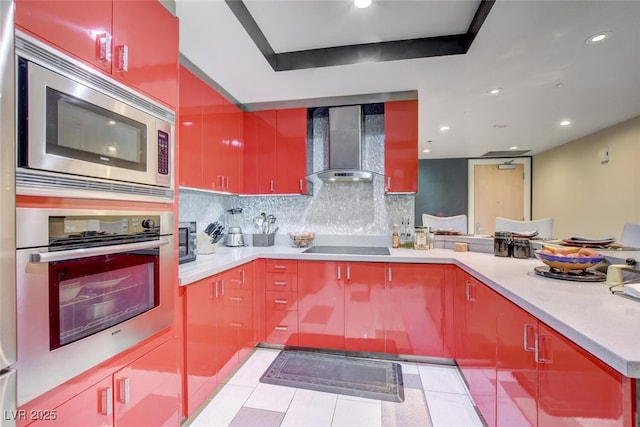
[15,34,175,202]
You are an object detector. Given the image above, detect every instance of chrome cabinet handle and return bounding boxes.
[30,239,168,263]
[465,280,477,302]
[99,387,113,416]
[346,265,351,281]
[299,179,303,192]
[337,265,342,280]
[274,281,288,286]
[388,267,392,283]
[274,299,288,304]
[96,33,112,62]
[534,334,552,364]
[214,280,219,299]
[241,269,245,285]
[273,265,287,271]
[523,324,535,352]
[270,179,274,192]
[117,377,130,404]
[274,325,288,331]
[115,44,128,72]
[387,177,391,190]
[221,279,225,296]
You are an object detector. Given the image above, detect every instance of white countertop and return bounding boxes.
[179,244,640,378]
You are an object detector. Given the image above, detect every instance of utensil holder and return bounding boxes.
[252,233,275,247]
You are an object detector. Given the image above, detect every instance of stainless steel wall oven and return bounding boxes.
[15,208,174,406]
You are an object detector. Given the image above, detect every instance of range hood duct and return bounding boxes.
[314,105,376,183]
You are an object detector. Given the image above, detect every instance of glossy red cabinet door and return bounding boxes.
[221,104,244,193]
[276,108,308,194]
[455,271,498,427]
[201,87,224,191]
[28,376,113,427]
[265,290,299,346]
[15,0,113,74]
[257,110,277,194]
[384,100,418,193]
[184,276,219,416]
[178,66,205,188]
[224,265,255,362]
[242,112,260,194]
[344,263,387,353]
[386,264,448,356]
[112,0,179,107]
[496,297,538,427]
[537,323,633,426]
[297,261,345,350]
[115,337,180,427]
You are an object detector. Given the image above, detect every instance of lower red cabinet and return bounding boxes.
[455,270,498,427]
[27,337,180,427]
[297,261,345,350]
[265,290,298,345]
[385,264,452,357]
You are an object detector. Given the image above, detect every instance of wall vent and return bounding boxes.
[481,150,531,157]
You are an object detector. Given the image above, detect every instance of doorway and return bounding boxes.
[467,158,531,236]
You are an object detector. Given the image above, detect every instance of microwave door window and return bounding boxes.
[45,87,147,171]
[50,251,159,349]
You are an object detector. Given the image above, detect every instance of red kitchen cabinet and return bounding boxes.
[536,323,634,426]
[28,337,179,427]
[455,270,498,427]
[184,264,254,417]
[297,261,345,350]
[384,100,418,193]
[178,66,205,188]
[179,69,243,193]
[276,108,308,194]
[496,297,538,426]
[385,264,452,357]
[243,109,307,195]
[344,262,387,353]
[15,0,179,108]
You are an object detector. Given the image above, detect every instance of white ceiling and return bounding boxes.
[175,0,640,159]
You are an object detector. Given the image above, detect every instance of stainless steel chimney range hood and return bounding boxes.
[310,105,378,183]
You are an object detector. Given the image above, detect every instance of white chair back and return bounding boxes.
[422,214,468,234]
[494,217,554,239]
[621,223,640,248]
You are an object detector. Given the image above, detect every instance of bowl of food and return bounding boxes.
[534,246,604,272]
[289,231,315,248]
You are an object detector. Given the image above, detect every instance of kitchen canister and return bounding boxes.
[512,237,531,259]
[494,231,513,257]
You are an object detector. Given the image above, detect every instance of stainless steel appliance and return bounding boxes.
[0,1,17,424]
[15,33,175,203]
[178,221,197,264]
[15,208,174,406]
[224,227,246,247]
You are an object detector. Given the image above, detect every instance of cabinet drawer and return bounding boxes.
[265,290,298,346]
[265,272,297,292]
[265,291,297,312]
[266,260,298,274]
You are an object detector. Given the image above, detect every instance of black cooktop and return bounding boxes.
[303,245,391,256]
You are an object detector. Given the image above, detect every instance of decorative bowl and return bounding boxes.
[534,250,604,272]
[289,231,315,248]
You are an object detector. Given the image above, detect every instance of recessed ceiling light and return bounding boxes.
[439,125,450,132]
[354,0,372,8]
[493,123,508,129]
[585,32,611,45]
[560,120,572,127]
[487,88,502,95]
[423,149,431,153]
[509,146,519,150]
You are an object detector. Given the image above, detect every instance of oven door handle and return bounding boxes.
[30,239,170,263]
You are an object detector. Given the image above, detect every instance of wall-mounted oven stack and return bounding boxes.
[15,209,174,406]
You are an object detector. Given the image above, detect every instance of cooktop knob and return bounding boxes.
[141,218,156,229]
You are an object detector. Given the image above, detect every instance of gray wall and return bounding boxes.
[415,158,468,223]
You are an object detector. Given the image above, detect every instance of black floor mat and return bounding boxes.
[260,350,404,403]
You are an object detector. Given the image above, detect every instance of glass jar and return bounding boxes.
[512,237,531,259]
[494,231,513,257]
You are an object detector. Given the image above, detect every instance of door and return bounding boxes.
[468,158,531,236]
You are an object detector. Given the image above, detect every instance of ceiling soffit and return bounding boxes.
[224,0,495,71]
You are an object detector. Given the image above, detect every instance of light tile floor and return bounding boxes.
[185,348,485,427]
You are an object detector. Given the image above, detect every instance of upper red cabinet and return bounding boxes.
[15,0,179,108]
[384,100,418,193]
[243,108,308,195]
[178,66,205,189]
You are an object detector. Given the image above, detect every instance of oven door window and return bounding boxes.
[49,249,159,349]
[45,87,147,171]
